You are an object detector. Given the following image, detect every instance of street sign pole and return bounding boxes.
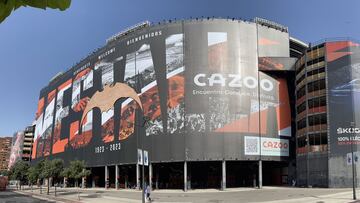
[352,137,357,200]
[142,149,145,203]
[351,121,357,200]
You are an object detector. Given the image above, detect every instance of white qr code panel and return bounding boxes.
[244,136,289,156]
[244,136,260,155]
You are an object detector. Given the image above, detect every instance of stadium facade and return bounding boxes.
[29,17,360,189]
[296,40,360,187]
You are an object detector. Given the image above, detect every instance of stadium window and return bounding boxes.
[307,83,314,93]
[308,96,326,109]
[297,102,306,113]
[314,114,320,125]
[297,86,306,98]
[307,79,325,93]
[296,64,305,75]
[296,74,305,85]
[320,96,326,106]
[308,99,314,109]
[320,133,328,145]
[297,137,306,148]
[309,134,315,145]
[315,134,320,145]
[319,79,326,89]
[297,118,307,130]
[308,116,314,126]
[320,114,327,124]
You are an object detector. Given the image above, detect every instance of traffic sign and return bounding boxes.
[144,150,149,166]
[347,152,360,165]
[138,149,143,165]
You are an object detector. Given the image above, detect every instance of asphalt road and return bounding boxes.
[0,190,54,203]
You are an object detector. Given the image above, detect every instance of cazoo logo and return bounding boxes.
[193,73,274,91]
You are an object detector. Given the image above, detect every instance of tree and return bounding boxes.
[50,159,64,196]
[63,160,90,188]
[0,0,71,23]
[9,160,29,190]
[27,160,45,187]
[51,159,64,184]
[40,159,64,195]
[39,159,51,194]
[0,170,10,176]
[60,166,71,189]
[27,166,38,192]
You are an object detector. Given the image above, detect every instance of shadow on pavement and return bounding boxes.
[0,190,53,203]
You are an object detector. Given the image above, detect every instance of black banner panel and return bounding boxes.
[32,20,291,166]
[327,41,360,187]
[258,57,297,71]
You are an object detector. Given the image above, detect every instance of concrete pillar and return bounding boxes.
[82,176,85,188]
[105,165,109,189]
[136,163,140,190]
[258,160,262,189]
[222,160,226,190]
[115,165,119,189]
[188,165,191,190]
[92,178,95,188]
[125,173,128,189]
[184,161,187,192]
[63,177,67,188]
[149,163,153,191]
[156,168,159,190]
[44,178,50,186]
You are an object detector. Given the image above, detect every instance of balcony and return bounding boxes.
[296,55,305,69]
[306,47,325,59]
[297,110,307,120]
[307,124,328,133]
[307,89,326,99]
[308,106,327,115]
[22,154,31,158]
[296,68,306,80]
[306,72,326,83]
[297,79,307,90]
[296,144,328,154]
[296,95,306,106]
[297,125,328,137]
[297,128,307,136]
[306,61,325,72]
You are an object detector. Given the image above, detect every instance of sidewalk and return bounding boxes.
[10,185,360,203]
[13,189,80,203]
[260,190,360,203]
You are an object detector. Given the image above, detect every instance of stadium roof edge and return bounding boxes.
[290,36,308,48]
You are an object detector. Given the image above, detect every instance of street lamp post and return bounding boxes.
[142,149,145,203]
[351,121,356,200]
[138,116,149,203]
[135,74,148,203]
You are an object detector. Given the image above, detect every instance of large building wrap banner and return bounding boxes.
[327,41,360,186]
[8,131,24,169]
[31,19,291,166]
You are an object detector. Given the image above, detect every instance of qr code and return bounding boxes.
[245,136,259,155]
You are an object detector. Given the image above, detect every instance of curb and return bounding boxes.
[13,190,81,203]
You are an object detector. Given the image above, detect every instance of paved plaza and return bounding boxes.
[3,186,360,203]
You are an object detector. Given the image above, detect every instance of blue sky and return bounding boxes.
[0,0,359,136]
